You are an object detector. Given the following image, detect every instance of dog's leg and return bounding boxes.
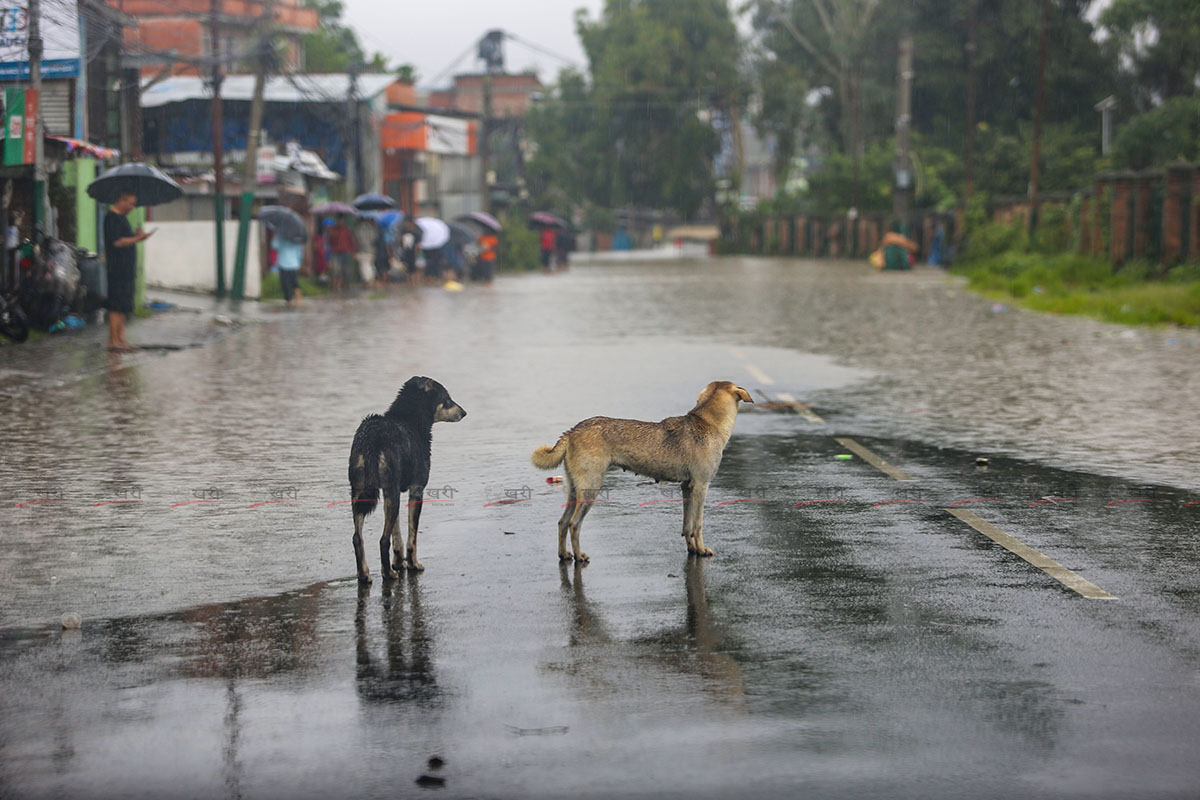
[353,512,372,583]
[567,481,600,563]
[680,480,696,553]
[691,482,714,557]
[557,479,577,561]
[406,486,425,571]
[379,494,401,580]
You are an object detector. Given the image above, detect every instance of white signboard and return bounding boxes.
[425,116,471,156]
[0,1,80,80]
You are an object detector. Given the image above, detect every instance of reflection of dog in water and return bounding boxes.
[355,578,439,705]
[554,559,744,702]
[348,377,466,581]
[532,381,752,562]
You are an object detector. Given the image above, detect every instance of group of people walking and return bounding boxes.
[270,213,501,304]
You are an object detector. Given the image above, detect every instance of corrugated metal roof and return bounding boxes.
[140,73,398,108]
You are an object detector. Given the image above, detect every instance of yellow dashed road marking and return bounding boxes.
[834,437,916,482]
[945,509,1117,600]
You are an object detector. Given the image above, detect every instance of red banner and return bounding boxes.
[22,88,37,165]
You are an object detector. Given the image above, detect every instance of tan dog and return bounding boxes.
[531,381,753,562]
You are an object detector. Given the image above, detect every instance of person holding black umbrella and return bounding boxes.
[104,191,154,351]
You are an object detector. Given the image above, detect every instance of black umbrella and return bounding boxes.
[259,205,307,244]
[86,162,183,206]
[352,193,396,211]
[448,221,478,247]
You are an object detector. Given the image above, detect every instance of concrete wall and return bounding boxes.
[144,220,261,298]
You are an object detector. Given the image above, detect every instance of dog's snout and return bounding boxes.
[456,406,466,419]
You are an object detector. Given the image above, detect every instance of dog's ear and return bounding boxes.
[421,377,434,392]
[734,386,753,403]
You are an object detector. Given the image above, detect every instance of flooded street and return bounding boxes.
[2,256,1199,798]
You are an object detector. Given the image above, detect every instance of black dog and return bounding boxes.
[348,377,465,582]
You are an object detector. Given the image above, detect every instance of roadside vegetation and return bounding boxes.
[954,217,1200,328]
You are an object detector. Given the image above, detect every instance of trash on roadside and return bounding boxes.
[835,454,853,460]
[991,303,1008,313]
[60,612,82,629]
[213,315,234,326]
[975,457,989,466]
[546,476,563,484]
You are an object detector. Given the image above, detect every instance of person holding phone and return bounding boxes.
[103,191,154,351]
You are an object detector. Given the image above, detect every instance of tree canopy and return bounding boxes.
[527,0,744,219]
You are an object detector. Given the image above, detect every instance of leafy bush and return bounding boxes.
[499,214,541,271]
[960,219,1029,263]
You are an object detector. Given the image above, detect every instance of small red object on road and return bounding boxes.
[546,476,563,485]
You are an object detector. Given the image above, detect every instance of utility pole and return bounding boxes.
[211,0,226,297]
[964,0,978,210]
[231,0,275,300]
[480,71,491,214]
[345,62,361,196]
[28,0,47,236]
[1029,0,1050,234]
[892,33,914,228]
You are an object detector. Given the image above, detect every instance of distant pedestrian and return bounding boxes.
[374,227,392,287]
[103,191,154,351]
[539,226,555,270]
[475,232,498,282]
[273,232,302,307]
[312,219,330,283]
[353,217,377,286]
[325,214,356,291]
[444,241,465,282]
[398,217,423,285]
[555,227,574,269]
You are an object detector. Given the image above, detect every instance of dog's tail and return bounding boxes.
[531,435,568,470]
[348,451,381,517]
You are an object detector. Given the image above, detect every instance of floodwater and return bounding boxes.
[1,256,1198,798]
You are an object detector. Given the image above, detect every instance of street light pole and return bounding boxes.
[231,0,275,301]
[892,33,914,228]
[211,0,226,297]
[28,0,47,236]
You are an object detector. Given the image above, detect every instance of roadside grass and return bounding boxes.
[260,272,330,301]
[954,252,1200,328]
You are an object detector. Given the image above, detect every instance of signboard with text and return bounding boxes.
[0,1,80,80]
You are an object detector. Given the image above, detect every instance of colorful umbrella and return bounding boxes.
[530,211,568,228]
[312,201,357,216]
[456,211,502,233]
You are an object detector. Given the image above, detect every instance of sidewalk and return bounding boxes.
[0,290,263,400]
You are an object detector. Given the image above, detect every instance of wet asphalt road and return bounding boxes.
[1,257,1199,799]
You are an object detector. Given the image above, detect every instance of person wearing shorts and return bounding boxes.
[273,233,302,307]
[103,191,154,351]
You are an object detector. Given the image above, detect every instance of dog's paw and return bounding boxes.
[696,546,714,557]
[382,568,401,580]
[358,571,373,584]
[558,552,573,561]
[406,560,425,572]
[573,552,590,563]
[391,558,406,572]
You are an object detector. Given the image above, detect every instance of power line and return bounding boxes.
[502,31,582,70]
[426,38,482,87]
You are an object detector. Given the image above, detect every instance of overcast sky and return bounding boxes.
[340,0,605,88]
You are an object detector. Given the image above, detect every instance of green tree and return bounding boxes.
[746,0,905,205]
[559,0,745,218]
[302,0,389,73]
[1112,96,1200,169]
[1100,0,1200,103]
